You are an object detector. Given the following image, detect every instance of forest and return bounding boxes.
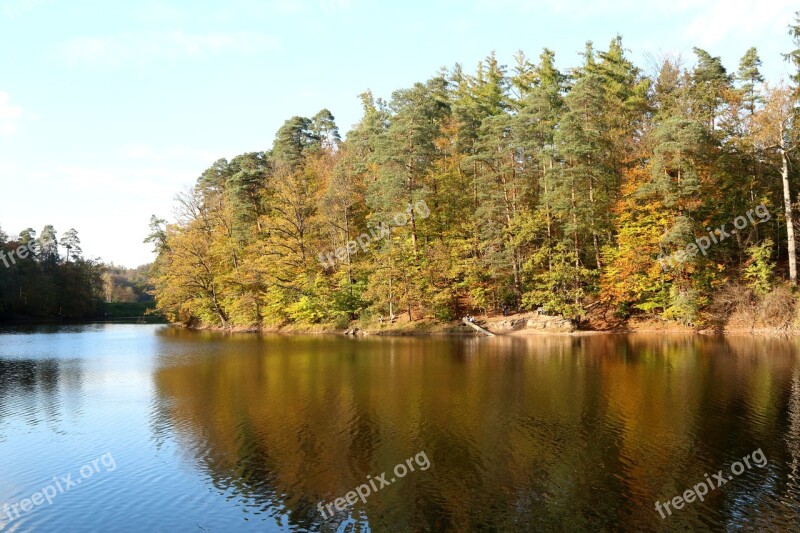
[0,225,103,319]
[0,226,153,321]
[148,17,800,331]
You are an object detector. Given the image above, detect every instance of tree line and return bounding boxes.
[149,16,800,329]
[0,225,157,321]
[0,225,104,320]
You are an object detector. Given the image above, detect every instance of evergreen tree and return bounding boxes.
[310,109,341,150]
[38,225,59,267]
[690,48,731,130]
[61,228,81,262]
[736,47,764,115]
[273,116,319,170]
[784,12,800,88]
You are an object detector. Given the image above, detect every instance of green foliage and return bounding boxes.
[664,286,701,325]
[285,295,326,324]
[743,239,775,295]
[101,301,157,317]
[522,242,594,320]
[784,11,800,87]
[430,287,457,321]
[328,278,369,322]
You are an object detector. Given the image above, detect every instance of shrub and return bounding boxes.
[663,287,699,325]
[743,239,775,295]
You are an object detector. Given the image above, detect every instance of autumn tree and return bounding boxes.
[753,84,797,283]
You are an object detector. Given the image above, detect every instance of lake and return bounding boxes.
[0,324,799,531]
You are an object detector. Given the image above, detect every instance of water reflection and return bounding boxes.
[0,359,84,434]
[151,333,800,531]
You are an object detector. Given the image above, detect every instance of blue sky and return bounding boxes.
[0,0,797,267]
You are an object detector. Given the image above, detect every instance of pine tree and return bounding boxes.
[38,225,59,267]
[736,47,764,115]
[310,109,341,150]
[226,151,271,239]
[273,116,319,170]
[61,228,81,262]
[555,69,611,270]
[516,49,566,256]
[784,11,800,89]
[690,48,731,130]
[371,76,449,257]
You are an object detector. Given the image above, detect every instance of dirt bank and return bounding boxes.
[174,311,800,338]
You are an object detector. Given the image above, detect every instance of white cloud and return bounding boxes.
[58,31,280,66]
[0,92,22,135]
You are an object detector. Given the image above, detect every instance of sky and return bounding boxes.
[0,0,797,267]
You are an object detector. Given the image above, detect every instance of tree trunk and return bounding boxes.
[406,128,418,255]
[388,262,394,319]
[500,169,521,303]
[344,208,353,288]
[781,147,797,284]
[544,160,552,242]
[210,284,229,327]
[571,179,579,268]
[588,174,601,269]
[407,182,418,254]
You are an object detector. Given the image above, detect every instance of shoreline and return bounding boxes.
[5,312,794,338]
[169,312,800,338]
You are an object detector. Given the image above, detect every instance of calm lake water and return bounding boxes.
[1,324,799,532]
